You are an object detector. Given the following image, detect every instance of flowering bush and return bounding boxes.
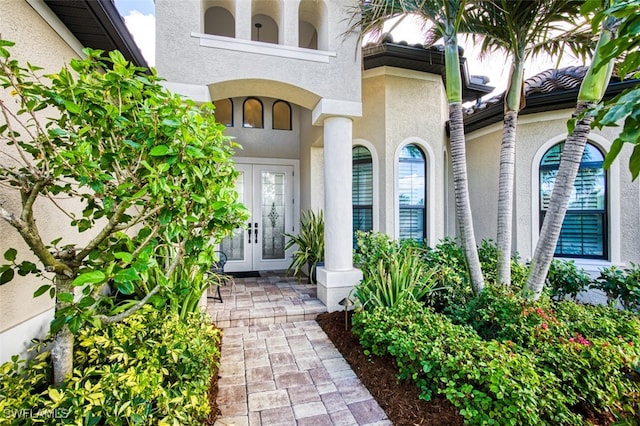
[355,288,640,424]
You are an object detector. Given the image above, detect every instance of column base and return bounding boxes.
[316,267,363,312]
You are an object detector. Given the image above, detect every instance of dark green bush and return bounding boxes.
[0,305,221,425]
[595,263,640,311]
[353,302,580,425]
[421,237,474,312]
[546,259,593,302]
[445,286,640,419]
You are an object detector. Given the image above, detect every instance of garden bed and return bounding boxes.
[317,310,464,425]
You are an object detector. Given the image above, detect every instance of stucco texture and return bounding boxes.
[156,0,361,107]
[355,67,449,243]
[0,1,84,333]
[466,109,640,266]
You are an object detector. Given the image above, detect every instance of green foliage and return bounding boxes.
[353,302,581,425]
[353,233,439,309]
[546,259,593,302]
[421,237,473,312]
[445,286,640,420]
[476,239,530,289]
[284,210,324,283]
[0,306,221,425]
[355,293,640,425]
[590,0,640,180]
[594,263,640,311]
[419,238,528,312]
[0,41,247,380]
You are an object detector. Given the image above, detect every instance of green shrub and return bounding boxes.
[354,232,439,309]
[595,264,640,311]
[421,237,474,312]
[353,302,579,425]
[354,247,439,309]
[446,287,640,419]
[546,259,593,302]
[0,306,221,425]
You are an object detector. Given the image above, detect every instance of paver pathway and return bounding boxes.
[208,273,391,426]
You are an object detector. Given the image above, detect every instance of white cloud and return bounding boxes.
[122,11,155,67]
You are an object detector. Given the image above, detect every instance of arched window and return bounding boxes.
[299,21,318,49]
[353,146,373,247]
[540,142,607,259]
[398,144,426,242]
[272,100,292,130]
[251,14,278,44]
[204,7,235,37]
[214,98,233,127]
[243,98,263,128]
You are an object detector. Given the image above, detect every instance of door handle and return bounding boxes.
[254,222,259,244]
[247,222,252,244]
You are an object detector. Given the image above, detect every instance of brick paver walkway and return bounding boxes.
[208,273,391,426]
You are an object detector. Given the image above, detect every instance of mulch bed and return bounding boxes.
[316,310,464,425]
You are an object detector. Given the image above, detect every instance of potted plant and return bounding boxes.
[284,210,324,283]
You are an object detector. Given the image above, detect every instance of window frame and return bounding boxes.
[272,100,292,131]
[538,141,608,259]
[398,143,427,243]
[352,145,373,247]
[243,97,264,129]
[214,98,234,127]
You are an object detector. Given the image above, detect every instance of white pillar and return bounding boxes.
[316,116,362,311]
[323,116,353,270]
[235,0,252,41]
[281,0,299,47]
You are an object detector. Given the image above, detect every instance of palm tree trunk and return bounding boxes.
[526,101,594,298]
[496,111,517,286]
[526,12,616,299]
[496,61,525,287]
[449,103,485,294]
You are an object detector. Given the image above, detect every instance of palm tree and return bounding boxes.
[349,0,485,294]
[526,1,619,299]
[464,1,590,286]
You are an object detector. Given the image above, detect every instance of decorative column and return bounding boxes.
[235,0,252,41]
[281,0,299,47]
[315,114,363,311]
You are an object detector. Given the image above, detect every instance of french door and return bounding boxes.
[221,163,294,272]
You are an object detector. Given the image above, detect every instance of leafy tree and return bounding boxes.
[350,0,485,294]
[526,0,620,299]
[591,0,640,179]
[464,0,591,286]
[0,41,247,385]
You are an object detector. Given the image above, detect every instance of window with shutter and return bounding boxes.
[539,142,607,259]
[398,144,426,242]
[353,146,373,247]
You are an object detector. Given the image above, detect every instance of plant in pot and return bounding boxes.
[284,210,324,283]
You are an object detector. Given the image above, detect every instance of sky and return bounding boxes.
[112,3,585,99]
[114,0,156,66]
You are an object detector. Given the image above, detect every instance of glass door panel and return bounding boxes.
[222,163,293,272]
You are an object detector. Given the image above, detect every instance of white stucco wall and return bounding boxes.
[0,0,85,362]
[156,0,361,108]
[356,67,449,243]
[222,96,301,159]
[466,109,640,269]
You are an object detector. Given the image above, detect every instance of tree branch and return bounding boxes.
[0,204,71,275]
[96,242,184,324]
[114,205,161,231]
[75,202,129,261]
